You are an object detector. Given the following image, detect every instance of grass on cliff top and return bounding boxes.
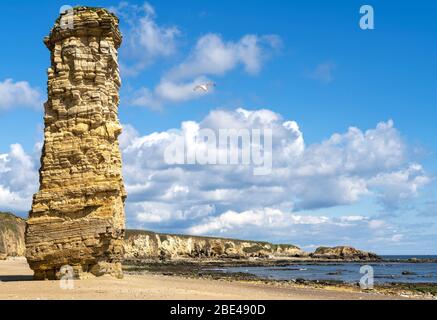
[126,229,300,249]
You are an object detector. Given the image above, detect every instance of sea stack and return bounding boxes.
[25,7,126,280]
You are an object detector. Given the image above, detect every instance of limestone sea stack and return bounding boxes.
[25,7,126,279]
[310,246,380,261]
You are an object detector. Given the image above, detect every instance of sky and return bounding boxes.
[0,0,436,254]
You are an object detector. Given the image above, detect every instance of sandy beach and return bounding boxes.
[0,258,406,300]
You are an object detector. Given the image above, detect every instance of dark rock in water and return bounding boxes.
[402,271,417,276]
[310,246,381,261]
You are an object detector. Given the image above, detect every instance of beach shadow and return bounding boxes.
[0,275,33,282]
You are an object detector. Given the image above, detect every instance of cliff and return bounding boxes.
[26,6,126,280]
[0,212,26,260]
[0,213,380,262]
[124,230,306,261]
[310,246,380,261]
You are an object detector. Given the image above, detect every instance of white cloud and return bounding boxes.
[369,163,431,208]
[118,108,430,239]
[118,2,282,109]
[130,76,213,110]
[133,201,214,225]
[0,79,42,110]
[111,1,181,76]
[368,219,385,229]
[391,234,404,242]
[0,144,39,212]
[307,62,336,83]
[371,233,404,244]
[129,33,281,109]
[185,207,406,250]
[187,208,330,235]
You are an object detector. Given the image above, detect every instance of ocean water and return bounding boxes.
[216,256,437,284]
[381,255,437,261]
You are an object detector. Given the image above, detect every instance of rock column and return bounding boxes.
[25,7,126,280]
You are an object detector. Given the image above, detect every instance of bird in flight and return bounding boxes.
[193,82,216,92]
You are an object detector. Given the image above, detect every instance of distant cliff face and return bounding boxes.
[0,213,379,262]
[0,212,26,260]
[310,246,380,261]
[124,230,306,261]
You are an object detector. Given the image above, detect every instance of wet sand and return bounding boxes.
[0,258,404,300]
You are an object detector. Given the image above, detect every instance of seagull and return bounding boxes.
[193,82,216,92]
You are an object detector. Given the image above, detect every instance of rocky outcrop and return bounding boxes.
[25,7,126,280]
[310,246,380,261]
[0,212,26,260]
[124,230,306,261]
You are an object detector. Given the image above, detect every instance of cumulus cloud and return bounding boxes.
[111,1,181,76]
[185,208,397,247]
[118,108,430,240]
[0,79,42,110]
[167,33,282,80]
[117,2,282,109]
[129,33,281,109]
[368,164,431,209]
[187,208,329,235]
[0,144,39,212]
[130,76,213,110]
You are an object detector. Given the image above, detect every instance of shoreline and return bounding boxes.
[1,258,436,300]
[123,259,437,299]
[0,258,419,300]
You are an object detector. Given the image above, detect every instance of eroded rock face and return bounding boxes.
[310,246,380,261]
[0,212,26,260]
[124,230,306,261]
[25,7,126,280]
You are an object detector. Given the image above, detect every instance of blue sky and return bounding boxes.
[0,0,436,254]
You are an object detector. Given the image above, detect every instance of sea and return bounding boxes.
[213,256,437,284]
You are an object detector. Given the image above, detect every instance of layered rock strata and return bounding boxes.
[0,212,26,260]
[25,7,126,279]
[124,230,306,261]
